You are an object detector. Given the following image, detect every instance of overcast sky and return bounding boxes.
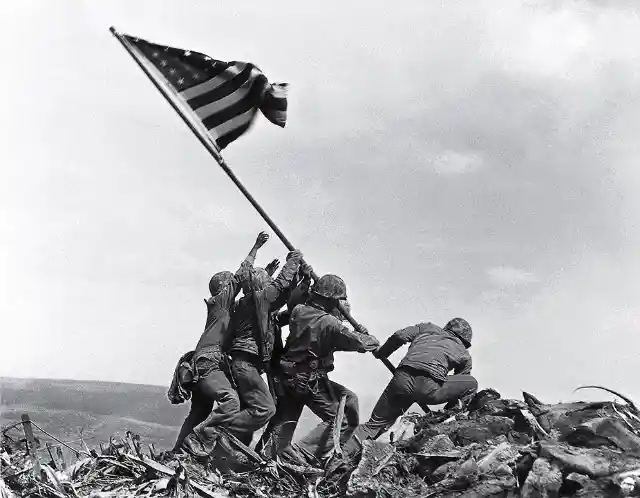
[1,0,639,411]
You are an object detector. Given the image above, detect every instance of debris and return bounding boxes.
[416,434,461,459]
[564,416,640,453]
[562,471,591,494]
[4,388,640,497]
[332,395,347,457]
[574,385,639,413]
[346,441,397,496]
[520,458,562,498]
[476,441,519,474]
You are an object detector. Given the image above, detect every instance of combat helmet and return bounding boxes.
[444,317,472,348]
[209,271,234,296]
[312,274,347,300]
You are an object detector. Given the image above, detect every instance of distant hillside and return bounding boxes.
[0,377,189,450]
[0,377,333,452]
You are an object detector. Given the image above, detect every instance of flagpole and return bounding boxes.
[109,27,396,375]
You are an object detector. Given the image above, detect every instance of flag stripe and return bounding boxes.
[185,65,259,111]
[125,34,287,149]
[180,63,246,101]
[193,77,254,120]
[200,81,264,130]
[211,108,256,138]
[216,121,253,150]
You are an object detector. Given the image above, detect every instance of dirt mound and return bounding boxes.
[2,388,640,497]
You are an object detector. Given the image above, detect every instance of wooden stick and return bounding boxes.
[126,454,221,498]
[332,395,347,457]
[45,443,59,470]
[56,446,66,469]
[21,414,42,480]
[109,26,396,375]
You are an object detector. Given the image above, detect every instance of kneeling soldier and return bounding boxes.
[339,318,478,465]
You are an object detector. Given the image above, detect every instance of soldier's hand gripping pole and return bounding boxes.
[110,29,396,375]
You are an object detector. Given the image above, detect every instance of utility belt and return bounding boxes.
[280,356,333,375]
[398,365,446,385]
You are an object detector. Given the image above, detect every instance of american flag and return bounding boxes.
[124,34,288,150]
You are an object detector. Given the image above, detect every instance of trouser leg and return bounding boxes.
[225,355,276,445]
[255,394,305,459]
[296,378,359,461]
[342,369,416,460]
[419,374,478,406]
[173,391,213,451]
[193,369,241,441]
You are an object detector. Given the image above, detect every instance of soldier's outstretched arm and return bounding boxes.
[332,322,380,353]
[244,231,270,266]
[263,250,303,304]
[374,324,422,359]
[235,231,270,285]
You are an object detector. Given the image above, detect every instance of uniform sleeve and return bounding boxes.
[263,257,301,305]
[454,351,473,375]
[331,319,380,353]
[375,323,424,358]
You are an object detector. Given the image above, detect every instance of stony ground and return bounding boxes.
[2,387,640,497]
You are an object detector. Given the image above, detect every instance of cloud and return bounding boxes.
[486,266,540,287]
[430,150,484,175]
[2,0,640,408]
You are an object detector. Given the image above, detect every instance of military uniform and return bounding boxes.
[259,300,379,462]
[172,263,252,452]
[223,254,302,444]
[341,319,477,461]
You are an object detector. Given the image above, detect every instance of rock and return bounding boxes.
[451,416,515,446]
[387,417,415,443]
[561,472,591,494]
[416,434,461,459]
[564,417,640,454]
[539,442,610,477]
[521,458,562,498]
[477,442,520,475]
[468,389,502,412]
[619,476,637,496]
[613,468,640,496]
[515,447,539,486]
[536,402,611,435]
[538,441,640,478]
[515,409,550,441]
[431,461,460,482]
[456,457,481,481]
[453,476,518,497]
[523,392,549,417]
[347,441,396,496]
[414,434,464,480]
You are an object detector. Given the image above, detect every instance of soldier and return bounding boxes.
[259,274,380,465]
[170,232,270,455]
[222,248,304,445]
[337,318,478,466]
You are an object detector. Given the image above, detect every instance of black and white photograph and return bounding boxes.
[2,1,640,496]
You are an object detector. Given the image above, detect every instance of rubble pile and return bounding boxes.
[2,387,640,497]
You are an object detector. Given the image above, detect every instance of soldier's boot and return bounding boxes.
[182,433,209,458]
[324,452,357,477]
[192,424,219,454]
[280,442,317,467]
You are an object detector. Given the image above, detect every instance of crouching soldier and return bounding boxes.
[222,249,304,445]
[169,232,270,455]
[338,318,478,465]
[259,275,380,465]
